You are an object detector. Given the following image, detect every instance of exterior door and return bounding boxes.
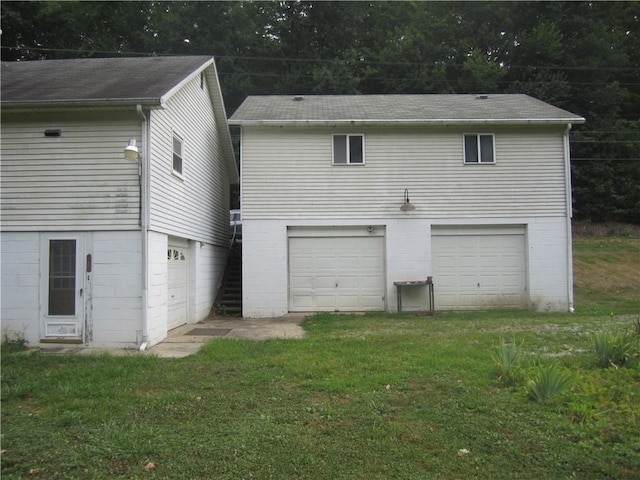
[432,226,527,310]
[167,240,188,330]
[40,235,86,342]
[288,232,385,312]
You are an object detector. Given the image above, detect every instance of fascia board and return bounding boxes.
[1,98,163,113]
[229,117,585,127]
[159,57,215,107]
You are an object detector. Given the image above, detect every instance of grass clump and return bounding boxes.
[591,329,639,368]
[527,364,574,403]
[492,337,526,385]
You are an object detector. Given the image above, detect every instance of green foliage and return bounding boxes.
[492,337,527,385]
[591,329,639,368]
[527,364,574,403]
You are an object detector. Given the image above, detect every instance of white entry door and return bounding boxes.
[167,240,188,330]
[40,235,86,342]
[289,230,385,312]
[432,227,527,310]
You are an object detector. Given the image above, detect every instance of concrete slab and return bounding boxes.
[146,314,306,358]
[35,315,306,359]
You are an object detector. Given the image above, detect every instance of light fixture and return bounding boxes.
[401,189,415,211]
[124,138,140,161]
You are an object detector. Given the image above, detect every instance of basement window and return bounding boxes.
[463,134,495,164]
[333,134,365,165]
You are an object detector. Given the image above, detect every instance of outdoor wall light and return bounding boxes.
[124,138,140,161]
[400,189,416,211]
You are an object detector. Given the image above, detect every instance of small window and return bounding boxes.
[464,134,495,164]
[333,134,364,165]
[173,133,184,175]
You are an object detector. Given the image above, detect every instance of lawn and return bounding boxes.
[2,235,639,479]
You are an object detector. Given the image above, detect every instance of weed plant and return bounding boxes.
[527,364,574,403]
[492,337,526,385]
[591,329,638,368]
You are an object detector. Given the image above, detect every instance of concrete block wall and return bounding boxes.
[1,232,40,344]
[86,231,142,347]
[191,240,228,322]
[146,231,168,347]
[242,216,573,317]
[527,217,571,311]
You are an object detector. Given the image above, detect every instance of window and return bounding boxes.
[173,133,184,175]
[48,239,76,316]
[464,134,495,164]
[333,134,364,165]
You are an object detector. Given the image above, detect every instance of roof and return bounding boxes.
[229,94,585,126]
[1,56,214,108]
[1,56,238,183]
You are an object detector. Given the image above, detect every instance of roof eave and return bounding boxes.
[1,98,163,112]
[228,117,586,127]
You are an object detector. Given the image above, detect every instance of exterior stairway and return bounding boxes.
[215,242,242,316]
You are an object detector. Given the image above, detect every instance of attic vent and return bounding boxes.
[476,94,489,100]
[293,95,304,101]
[44,129,61,137]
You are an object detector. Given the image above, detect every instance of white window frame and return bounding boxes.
[172,131,184,178]
[463,133,496,164]
[332,134,365,165]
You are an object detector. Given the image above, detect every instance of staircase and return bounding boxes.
[215,242,242,316]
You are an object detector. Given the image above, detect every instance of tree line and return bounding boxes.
[2,1,638,223]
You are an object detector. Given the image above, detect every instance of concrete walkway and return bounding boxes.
[146,314,306,358]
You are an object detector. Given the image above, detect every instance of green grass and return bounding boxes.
[2,235,639,479]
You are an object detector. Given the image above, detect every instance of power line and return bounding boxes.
[3,44,639,76]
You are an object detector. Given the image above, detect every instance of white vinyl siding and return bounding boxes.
[241,126,566,220]
[0,111,141,231]
[149,74,231,245]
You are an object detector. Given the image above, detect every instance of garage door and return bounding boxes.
[289,229,385,312]
[432,226,527,310]
[168,240,188,330]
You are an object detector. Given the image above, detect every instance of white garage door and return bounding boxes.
[432,226,527,310]
[289,230,385,312]
[168,241,188,330]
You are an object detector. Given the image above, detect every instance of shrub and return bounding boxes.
[528,364,573,403]
[591,330,637,368]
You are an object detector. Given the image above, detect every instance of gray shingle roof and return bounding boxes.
[1,56,213,106]
[229,94,584,125]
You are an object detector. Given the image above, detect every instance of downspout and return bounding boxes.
[563,123,575,313]
[136,104,151,350]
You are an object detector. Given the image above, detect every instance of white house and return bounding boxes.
[1,56,237,349]
[229,94,585,317]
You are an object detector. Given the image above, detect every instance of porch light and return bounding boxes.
[124,138,140,161]
[401,189,415,211]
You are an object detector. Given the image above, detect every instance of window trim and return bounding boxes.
[332,133,365,165]
[463,133,496,164]
[172,131,185,178]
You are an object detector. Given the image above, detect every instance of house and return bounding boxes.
[229,94,585,317]
[1,56,237,349]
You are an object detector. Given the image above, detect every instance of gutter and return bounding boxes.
[563,123,575,313]
[136,104,151,351]
[228,118,586,127]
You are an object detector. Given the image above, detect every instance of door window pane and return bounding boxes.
[48,240,76,316]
